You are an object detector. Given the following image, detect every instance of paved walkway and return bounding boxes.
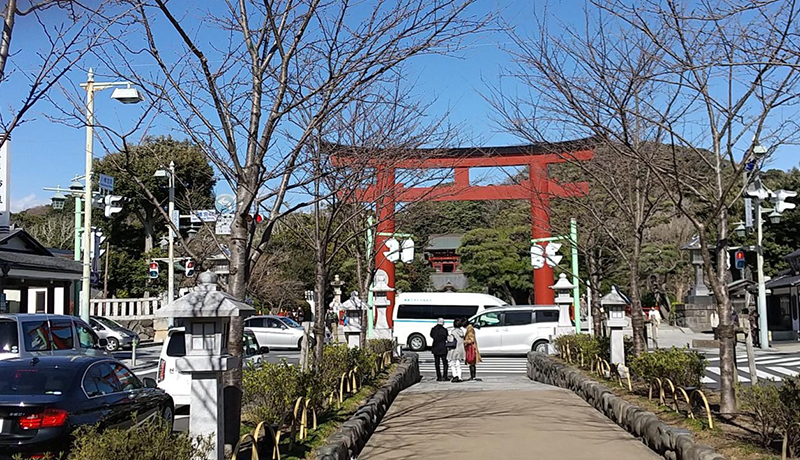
[360,376,659,460]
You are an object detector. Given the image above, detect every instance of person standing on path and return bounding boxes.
[748,309,761,347]
[464,319,482,381]
[447,318,466,383]
[430,318,449,382]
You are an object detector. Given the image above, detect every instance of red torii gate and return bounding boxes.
[333,138,594,328]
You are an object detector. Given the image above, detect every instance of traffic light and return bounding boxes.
[185,258,195,277]
[545,242,563,267]
[530,244,544,269]
[772,190,797,214]
[735,249,746,270]
[149,260,159,279]
[384,238,400,263]
[104,195,124,217]
[400,239,415,263]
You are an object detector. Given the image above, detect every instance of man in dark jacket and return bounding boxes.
[430,318,449,381]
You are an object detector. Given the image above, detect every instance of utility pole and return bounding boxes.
[754,186,769,350]
[168,161,175,316]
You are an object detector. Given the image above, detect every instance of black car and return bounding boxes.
[0,355,174,459]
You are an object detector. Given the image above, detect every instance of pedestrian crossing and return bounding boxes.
[416,351,528,375]
[702,353,800,386]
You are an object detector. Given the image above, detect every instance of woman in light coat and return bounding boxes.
[464,319,482,381]
[447,318,466,382]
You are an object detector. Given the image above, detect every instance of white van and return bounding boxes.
[393,292,508,351]
[469,305,570,355]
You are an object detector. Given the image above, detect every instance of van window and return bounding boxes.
[49,318,74,350]
[246,318,265,328]
[474,311,502,328]
[504,311,533,326]
[167,331,186,357]
[0,319,18,354]
[74,320,98,349]
[22,320,51,351]
[535,310,559,323]
[244,333,259,357]
[396,305,479,320]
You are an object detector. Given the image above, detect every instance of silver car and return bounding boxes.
[0,314,109,360]
[89,316,139,352]
[244,315,313,350]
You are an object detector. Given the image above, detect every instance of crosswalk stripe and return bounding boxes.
[707,366,751,383]
[767,366,799,377]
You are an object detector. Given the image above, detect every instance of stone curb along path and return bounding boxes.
[527,352,725,460]
[316,352,421,460]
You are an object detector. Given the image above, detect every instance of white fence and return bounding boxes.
[89,298,162,320]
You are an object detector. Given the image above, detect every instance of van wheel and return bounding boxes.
[105,337,120,352]
[408,334,426,352]
[533,340,549,354]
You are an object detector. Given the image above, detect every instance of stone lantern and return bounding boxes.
[340,291,365,348]
[551,273,575,329]
[678,235,716,331]
[156,271,254,460]
[370,269,393,339]
[601,287,629,366]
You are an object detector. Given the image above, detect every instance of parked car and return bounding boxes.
[89,317,139,352]
[244,315,314,350]
[469,305,566,355]
[156,327,268,406]
[0,314,108,361]
[0,355,174,459]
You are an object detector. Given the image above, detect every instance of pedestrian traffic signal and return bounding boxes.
[149,261,159,279]
[735,249,746,270]
[185,258,195,277]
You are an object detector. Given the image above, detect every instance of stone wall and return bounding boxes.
[527,352,725,460]
[316,353,421,460]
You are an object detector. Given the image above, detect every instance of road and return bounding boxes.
[117,344,301,432]
[415,350,529,377]
[701,349,800,387]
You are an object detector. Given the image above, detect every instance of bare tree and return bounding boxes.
[94,0,486,444]
[492,0,800,413]
[0,0,126,148]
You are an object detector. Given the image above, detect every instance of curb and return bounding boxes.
[316,352,421,460]
[526,352,725,460]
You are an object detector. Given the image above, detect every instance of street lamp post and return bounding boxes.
[155,161,176,325]
[79,69,143,322]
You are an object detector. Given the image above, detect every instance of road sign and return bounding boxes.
[215,194,236,213]
[99,174,114,193]
[215,213,233,235]
[190,209,218,223]
[530,244,545,269]
[545,242,563,267]
[171,210,180,233]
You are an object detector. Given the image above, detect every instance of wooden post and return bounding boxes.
[300,322,312,371]
[744,291,758,386]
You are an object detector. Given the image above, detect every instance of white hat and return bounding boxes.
[437,318,444,325]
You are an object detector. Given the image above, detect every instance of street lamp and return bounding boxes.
[734,222,746,238]
[155,161,176,325]
[79,69,142,322]
[50,190,67,210]
[768,210,782,224]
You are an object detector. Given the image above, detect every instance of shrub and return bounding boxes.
[69,418,210,460]
[596,336,634,363]
[628,347,706,387]
[367,338,394,356]
[242,361,304,426]
[553,334,604,367]
[741,382,785,447]
[780,376,800,456]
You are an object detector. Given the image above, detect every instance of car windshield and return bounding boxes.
[95,317,123,329]
[281,318,301,328]
[0,320,18,354]
[0,365,76,395]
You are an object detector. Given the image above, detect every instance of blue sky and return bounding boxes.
[4,0,799,212]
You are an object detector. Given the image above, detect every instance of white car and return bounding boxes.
[244,315,311,350]
[469,305,570,355]
[156,327,268,406]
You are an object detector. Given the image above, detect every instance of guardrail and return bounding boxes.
[233,350,395,460]
[89,298,162,320]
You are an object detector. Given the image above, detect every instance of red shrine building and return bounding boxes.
[425,234,467,291]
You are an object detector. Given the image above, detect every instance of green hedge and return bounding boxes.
[12,418,210,460]
[628,347,706,387]
[241,344,387,430]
